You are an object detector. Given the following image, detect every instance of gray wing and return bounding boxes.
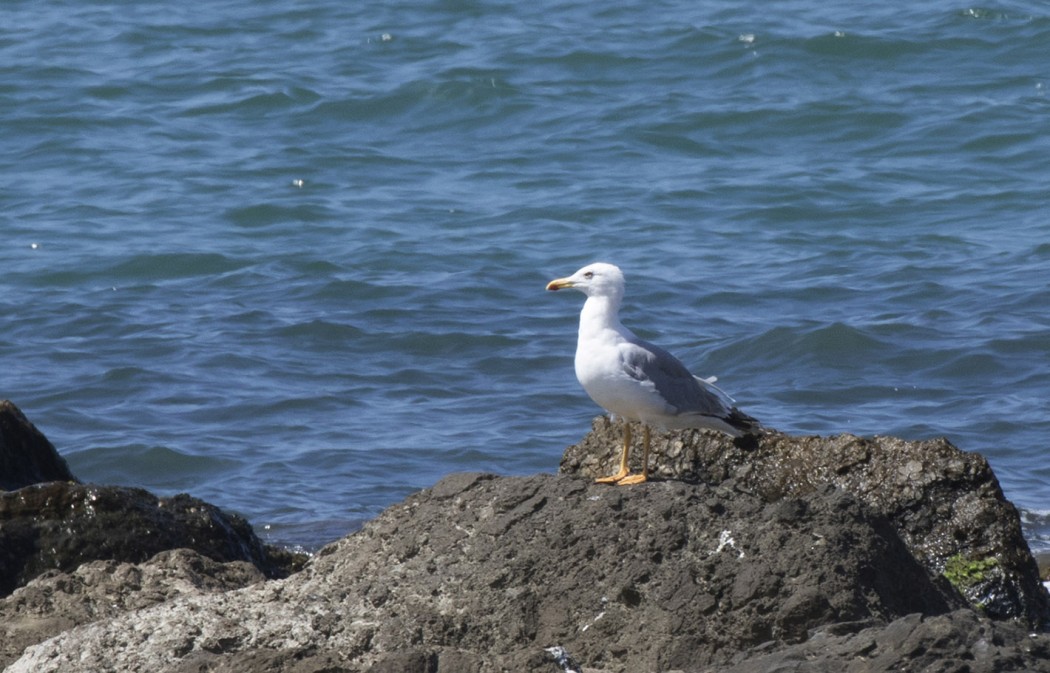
[620,337,730,417]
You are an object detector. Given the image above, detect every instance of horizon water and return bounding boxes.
[3,1,1050,554]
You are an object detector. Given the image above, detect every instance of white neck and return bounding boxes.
[578,294,627,341]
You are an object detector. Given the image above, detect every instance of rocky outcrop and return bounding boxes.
[562,419,1050,625]
[2,402,1049,672]
[8,470,1050,673]
[0,482,290,597]
[0,401,77,490]
[0,400,303,600]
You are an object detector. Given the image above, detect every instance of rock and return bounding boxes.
[0,548,265,669]
[0,400,305,599]
[721,610,1050,673]
[561,419,1050,625]
[4,407,1049,672]
[0,401,77,490]
[0,482,289,598]
[4,472,1009,672]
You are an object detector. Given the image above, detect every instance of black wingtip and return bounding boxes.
[727,407,762,434]
[726,408,763,449]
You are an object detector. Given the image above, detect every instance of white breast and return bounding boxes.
[574,337,674,423]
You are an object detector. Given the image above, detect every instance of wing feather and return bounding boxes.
[619,338,730,418]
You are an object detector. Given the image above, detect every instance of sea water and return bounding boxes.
[3,0,1049,552]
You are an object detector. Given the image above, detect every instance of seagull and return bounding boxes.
[546,262,761,485]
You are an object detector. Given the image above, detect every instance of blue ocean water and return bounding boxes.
[2,1,1049,553]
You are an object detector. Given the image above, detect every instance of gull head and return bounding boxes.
[546,262,625,299]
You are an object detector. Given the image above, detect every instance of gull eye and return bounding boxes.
[583,271,594,279]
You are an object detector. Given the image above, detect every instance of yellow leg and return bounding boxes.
[595,421,632,483]
[617,425,650,485]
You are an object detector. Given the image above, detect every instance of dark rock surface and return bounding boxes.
[0,482,287,597]
[721,609,1050,673]
[0,400,304,600]
[8,471,1050,673]
[562,418,1050,625]
[0,401,77,491]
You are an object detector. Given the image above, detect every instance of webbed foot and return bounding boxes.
[595,467,630,484]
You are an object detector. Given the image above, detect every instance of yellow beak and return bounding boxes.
[546,277,575,291]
